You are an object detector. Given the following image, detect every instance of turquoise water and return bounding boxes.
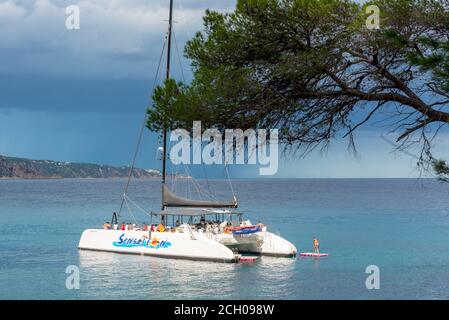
[0,178,449,300]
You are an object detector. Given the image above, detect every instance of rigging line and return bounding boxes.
[177,0,193,40]
[170,161,174,192]
[167,138,179,194]
[187,167,191,199]
[168,139,173,190]
[199,135,215,198]
[185,164,206,200]
[181,164,199,199]
[198,137,213,197]
[124,196,139,225]
[225,163,236,201]
[183,163,219,201]
[124,195,153,218]
[182,163,192,200]
[182,163,205,200]
[118,33,168,218]
[202,160,214,198]
[192,167,216,200]
[172,160,178,194]
[173,31,186,83]
[174,165,180,194]
[200,178,220,201]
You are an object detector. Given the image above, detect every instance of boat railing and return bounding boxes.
[205,229,214,240]
[184,224,197,240]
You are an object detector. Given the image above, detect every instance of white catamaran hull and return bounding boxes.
[78,229,297,262]
[78,229,237,263]
[215,231,296,257]
[239,232,297,257]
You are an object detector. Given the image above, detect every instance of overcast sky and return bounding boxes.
[1,0,448,178]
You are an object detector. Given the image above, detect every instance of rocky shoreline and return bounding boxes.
[0,155,161,179]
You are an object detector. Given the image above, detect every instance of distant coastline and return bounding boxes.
[0,155,163,180]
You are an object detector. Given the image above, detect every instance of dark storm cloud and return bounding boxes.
[0,74,154,113]
[0,0,227,113]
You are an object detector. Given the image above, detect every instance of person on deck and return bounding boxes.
[157,224,165,232]
[143,223,148,231]
[200,216,206,229]
[313,237,320,254]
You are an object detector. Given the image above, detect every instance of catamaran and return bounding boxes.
[78,0,297,263]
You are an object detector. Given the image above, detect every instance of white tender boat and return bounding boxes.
[78,0,296,263]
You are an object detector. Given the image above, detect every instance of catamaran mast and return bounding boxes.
[162,0,174,210]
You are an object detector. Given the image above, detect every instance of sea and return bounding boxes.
[0,178,448,300]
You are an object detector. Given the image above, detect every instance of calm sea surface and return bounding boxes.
[0,178,448,300]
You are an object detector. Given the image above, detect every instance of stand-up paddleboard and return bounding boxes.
[300,253,329,257]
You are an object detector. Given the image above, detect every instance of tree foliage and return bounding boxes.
[433,159,449,181]
[147,0,449,168]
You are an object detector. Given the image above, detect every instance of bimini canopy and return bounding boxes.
[163,185,238,209]
[153,208,242,217]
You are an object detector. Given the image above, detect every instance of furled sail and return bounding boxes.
[163,185,238,208]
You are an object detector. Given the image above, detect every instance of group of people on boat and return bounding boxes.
[102,219,262,236]
[101,211,267,239]
[102,219,229,234]
[102,222,180,233]
[190,216,228,234]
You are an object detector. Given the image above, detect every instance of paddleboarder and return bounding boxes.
[313,237,320,254]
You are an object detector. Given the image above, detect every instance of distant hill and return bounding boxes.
[0,155,161,179]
